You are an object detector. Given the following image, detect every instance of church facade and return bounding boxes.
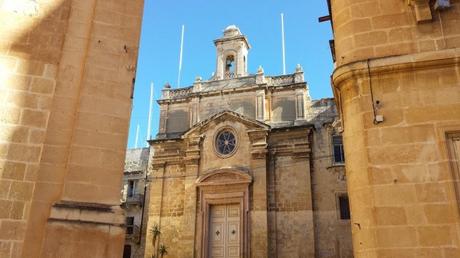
[143,26,352,258]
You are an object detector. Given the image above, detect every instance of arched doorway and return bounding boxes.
[195,169,252,258]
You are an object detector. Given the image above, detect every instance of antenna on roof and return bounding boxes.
[146,82,154,145]
[134,123,140,148]
[281,13,286,75]
[177,25,185,87]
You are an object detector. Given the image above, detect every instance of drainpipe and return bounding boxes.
[137,170,149,245]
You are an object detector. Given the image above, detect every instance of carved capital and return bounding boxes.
[184,136,203,164]
[248,129,268,159]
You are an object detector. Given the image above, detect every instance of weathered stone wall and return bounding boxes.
[331,0,460,257]
[200,120,252,173]
[267,128,315,258]
[199,94,256,121]
[271,91,296,122]
[0,0,144,257]
[0,1,69,256]
[310,124,352,258]
[158,78,307,137]
[332,0,460,66]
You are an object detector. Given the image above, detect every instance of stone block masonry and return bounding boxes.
[331,0,460,257]
[0,0,144,257]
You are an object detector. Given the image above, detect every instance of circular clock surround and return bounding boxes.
[214,128,238,158]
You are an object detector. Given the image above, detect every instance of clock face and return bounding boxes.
[215,129,237,157]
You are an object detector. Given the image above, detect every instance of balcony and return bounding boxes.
[122,194,144,207]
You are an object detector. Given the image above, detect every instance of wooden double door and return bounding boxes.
[208,204,241,258]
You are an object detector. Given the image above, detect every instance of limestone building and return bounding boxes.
[328,0,460,257]
[144,26,352,258]
[0,1,144,257]
[122,148,150,258]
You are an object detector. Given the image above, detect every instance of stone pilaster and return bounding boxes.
[181,135,202,256]
[248,129,269,257]
[268,128,315,257]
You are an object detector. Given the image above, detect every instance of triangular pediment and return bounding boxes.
[182,110,269,138]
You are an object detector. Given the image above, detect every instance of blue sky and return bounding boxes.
[128,0,333,148]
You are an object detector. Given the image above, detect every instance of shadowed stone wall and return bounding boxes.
[0,0,144,257]
[331,0,460,257]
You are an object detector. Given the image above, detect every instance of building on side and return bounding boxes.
[327,0,460,257]
[0,1,144,257]
[143,25,353,258]
[122,148,150,258]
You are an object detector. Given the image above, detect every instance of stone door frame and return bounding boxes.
[196,169,252,258]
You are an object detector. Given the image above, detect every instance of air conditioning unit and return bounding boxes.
[434,0,451,10]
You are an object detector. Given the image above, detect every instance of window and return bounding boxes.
[338,194,350,220]
[127,180,135,198]
[215,129,237,157]
[126,217,134,234]
[225,55,235,78]
[332,135,345,164]
[123,245,131,258]
[447,132,460,207]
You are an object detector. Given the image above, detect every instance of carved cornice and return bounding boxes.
[268,127,312,158]
[248,129,269,159]
[269,143,311,158]
[48,201,124,227]
[184,135,203,164]
[332,48,460,89]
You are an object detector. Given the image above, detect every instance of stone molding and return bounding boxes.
[158,74,306,104]
[269,127,312,158]
[196,168,252,186]
[48,201,125,227]
[184,135,202,164]
[248,129,269,159]
[331,48,460,119]
[332,48,460,88]
[195,169,251,258]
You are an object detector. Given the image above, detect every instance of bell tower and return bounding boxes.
[214,25,250,80]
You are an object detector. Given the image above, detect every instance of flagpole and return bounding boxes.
[146,82,153,145]
[134,123,140,148]
[177,25,185,87]
[281,13,286,75]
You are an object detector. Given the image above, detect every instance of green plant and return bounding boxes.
[158,244,168,257]
[150,224,161,247]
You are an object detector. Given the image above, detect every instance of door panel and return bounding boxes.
[208,204,241,258]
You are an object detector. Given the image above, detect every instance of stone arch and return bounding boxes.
[195,167,252,258]
[196,167,252,186]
